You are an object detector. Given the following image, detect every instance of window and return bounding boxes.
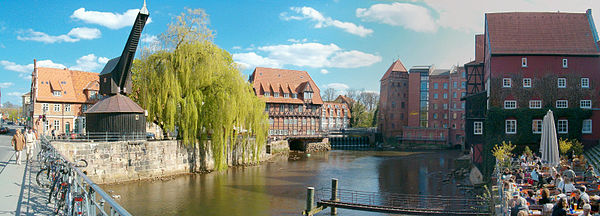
[443,83,448,89]
[443,104,448,110]
[558,78,566,88]
[298,105,304,112]
[556,100,568,108]
[504,100,517,109]
[583,119,592,134]
[461,82,466,88]
[280,104,284,112]
[54,104,61,112]
[505,120,517,134]
[453,103,457,109]
[503,78,511,88]
[453,113,457,119]
[562,58,568,68]
[434,83,438,89]
[264,92,270,97]
[304,92,313,99]
[443,93,448,99]
[292,93,297,98]
[521,58,527,67]
[557,120,568,134]
[461,92,466,97]
[89,91,97,99]
[474,122,483,135]
[453,92,457,98]
[302,119,307,125]
[274,92,279,98]
[433,103,438,109]
[82,104,88,112]
[269,118,274,125]
[580,100,592,109]
[523,78,531,88]
[433,113,438,119]
[44,121,49,131]
[42,103,49,112]
[453,81,457,88]
[65,122,70,133]
[53,120,60,131]
[284,93,289,98]
[529,100,542,109]
[461,102,465,109]
[444,113,448,119]
[53,91,62,96]
[65,104,71,112]
[433,93,438,99]
[581,78,590,88]
[532,120,542,134]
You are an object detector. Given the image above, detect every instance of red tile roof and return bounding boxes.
[250,67,323,104]
[486,11,600,55]
[35,67,99,103]
[381,59,408,81]
[334,95,355,105]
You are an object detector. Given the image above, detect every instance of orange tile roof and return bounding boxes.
[323,102,351,118]
[35,67,99,103]
[486,11,600,55]
[381,59,408,81]
[250,67,323,104]
[334,95,355,105]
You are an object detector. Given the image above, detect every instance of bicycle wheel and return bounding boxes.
[36,168,52,188]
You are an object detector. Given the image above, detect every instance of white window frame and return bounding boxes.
[532,120,542,134]
[529,100,542,109]
[558,78,566,88]
[523,78,531,88]
[53,104,61,112]
[264,92,270,97]
[506,120,517,134]
[273,92,279,98]
[583,119,592,134]
[562,58,568,68]
[556,100,568,108]
[557,119,568,134]
[474,122,483,135]
[504,100,517,109]
[53,91,62,97]
[65,104,71,112]
[522,58,527,67]
[580,100,592,109]
[581,78,590,88]
[503,78,511,88]
[42,103,49,112]
[53,120,60,131]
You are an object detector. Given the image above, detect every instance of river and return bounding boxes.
[102,150,469,215]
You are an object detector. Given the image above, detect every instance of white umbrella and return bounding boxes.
[540,110,560,167]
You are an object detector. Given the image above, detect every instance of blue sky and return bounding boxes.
[1,0,599,105]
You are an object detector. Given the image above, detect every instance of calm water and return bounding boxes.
[102,150,466,216]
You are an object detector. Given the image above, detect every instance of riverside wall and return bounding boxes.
[52,139,289,184]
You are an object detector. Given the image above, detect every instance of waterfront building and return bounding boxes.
[249,67,323,138]
[321,101,351,131]
[464,10,600,175]
[30,62,100,136]
[379,60,466,147]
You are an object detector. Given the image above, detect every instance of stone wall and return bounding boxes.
[53,139,289,184]
[305,138,331,153]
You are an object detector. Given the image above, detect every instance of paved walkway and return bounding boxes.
[0,126,53,215]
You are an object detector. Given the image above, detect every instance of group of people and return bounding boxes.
[501,152,600,216]
[10,127,37,165]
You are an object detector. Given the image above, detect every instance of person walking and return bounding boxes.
[25,128,36,162]
[11,130,25,165]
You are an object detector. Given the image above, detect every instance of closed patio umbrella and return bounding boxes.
[539,110,559,167]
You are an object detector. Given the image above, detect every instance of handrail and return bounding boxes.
[41,135,132,216]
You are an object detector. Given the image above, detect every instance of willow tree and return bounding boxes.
[131,8,268,171]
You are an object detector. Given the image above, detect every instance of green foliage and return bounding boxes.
[523,146,533,157]
[572,139,584,156]
[349,102,372,127]
[558,138,572,156]
[131,8,268,171]
[492,141,515,168]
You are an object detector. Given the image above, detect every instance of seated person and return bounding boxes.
[563,166,576,182]
[579,186,590,204]
[570,189,585,210]
[525,190,537,205]
[552,197,568,216]
[510,192,529,216]
[557,178,577,193]
[584,166,597,182]
[538,188,552,205]
[581,203,591,216]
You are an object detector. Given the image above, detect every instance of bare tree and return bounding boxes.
[322,88,337,101]
[359,91,379,111]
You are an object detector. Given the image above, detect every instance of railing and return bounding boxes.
[41,136,132,216]
[51,132,147,142]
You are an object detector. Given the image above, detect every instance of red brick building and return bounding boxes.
[249,67,323,138]
[321,101,351,131]
[379,61,466,146]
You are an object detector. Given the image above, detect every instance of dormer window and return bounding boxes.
[304,92,312,99]
[292,93,297,98]
[264,92,270,97]
[53,91,62,97]
[284,93,289,98]
[89,90,98,99]
[274,92,279,98]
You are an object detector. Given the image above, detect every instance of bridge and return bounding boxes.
[303,179,490,216]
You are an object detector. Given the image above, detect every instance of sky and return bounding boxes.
[1,0,600,105]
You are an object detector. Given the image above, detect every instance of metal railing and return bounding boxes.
[51,132,147,142]
[41,136,132,216]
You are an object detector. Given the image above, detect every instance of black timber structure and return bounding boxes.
[85,1,149,140]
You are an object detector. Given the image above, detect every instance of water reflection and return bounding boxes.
[103,150,464,216]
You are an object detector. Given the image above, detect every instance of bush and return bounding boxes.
[493,141,516,168]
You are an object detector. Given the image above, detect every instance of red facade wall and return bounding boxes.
[407,72,421,127]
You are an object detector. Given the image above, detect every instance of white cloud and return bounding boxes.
[232,46,242,50]
[320,69,329,74]
[287,38,308,43]
[17,27,101,43]
[71,54,109,72]
[71,8,152,30]
[283,7,373,37]
[356,3,437,33]
[0,60,66,73]
[233,42,381,70]
[140,34,160,52]
[324,83,349,91]
[7,92,25,97]
[0,82,14,88]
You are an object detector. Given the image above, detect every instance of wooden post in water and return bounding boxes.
[306,187,315,215]
[331,178,338,215]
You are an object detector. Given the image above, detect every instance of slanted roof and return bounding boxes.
[85,94,144,113]
[430,69,450,76]
[486,11,600,55]
[250,67,323,104]
[50,80,63,91]
[381,59,408,81]
[35,67,99,103]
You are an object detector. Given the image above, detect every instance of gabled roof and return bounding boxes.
[334,95,355,105]
[486,11,600,55]
[380,59,408,81]
[323,101,351,118]
[35,67,99,103]
[85,94,144,113]
[249,67,323,104]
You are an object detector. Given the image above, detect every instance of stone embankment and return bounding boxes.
[53,139,289,184]
[305,138,331,153]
